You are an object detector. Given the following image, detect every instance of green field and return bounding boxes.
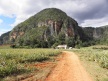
[0,47,61,80]
[0,45,108,81]
[73,46,108,81]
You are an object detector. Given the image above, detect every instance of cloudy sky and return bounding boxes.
[0,0,108,35]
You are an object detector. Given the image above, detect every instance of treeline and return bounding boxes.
[83,25,108,46]
[10,31,95,49]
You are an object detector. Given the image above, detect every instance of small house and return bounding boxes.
[56,45,67,49]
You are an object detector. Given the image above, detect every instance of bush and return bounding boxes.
[75,44,80,49]
[10,44,16,48]
[52,43,59,48]
[0,61,18,77]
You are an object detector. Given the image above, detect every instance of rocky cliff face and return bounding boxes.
[83,26,108,39]
[0,31,10,45]
[0,8,89,46]
[93,28,104,39]
[9,8,80,44]
[9,19,78,42]
[10,31,24,40]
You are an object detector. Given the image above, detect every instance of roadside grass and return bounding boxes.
[0,48,61,80]
[72,46,108,81]
[0,45,11,49]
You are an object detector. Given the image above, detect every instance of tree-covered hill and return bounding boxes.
[0,8,108,47]
[0,31,10,45]
[83,25,108,45]
[1,8,87,48]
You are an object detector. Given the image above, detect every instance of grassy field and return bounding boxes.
[73,46,108,81]
[0,46,61,81]
[0,45,108,81]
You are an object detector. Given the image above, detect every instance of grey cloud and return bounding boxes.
[69,0,108,23]
[24,0,108,26]
[1,0,108,28]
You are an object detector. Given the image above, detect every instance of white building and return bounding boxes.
[57,45,67,49]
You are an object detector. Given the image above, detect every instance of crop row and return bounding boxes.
[0,49,61,78]
[73,47,108,69]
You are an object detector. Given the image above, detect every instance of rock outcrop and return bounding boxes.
[0,8,91,46]
[82,25,108,39]
[0,31,10,45]
[9,8,80,43]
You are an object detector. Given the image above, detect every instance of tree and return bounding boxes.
[47,36,55,48]
[58,32,66,44]
[75,36,82,48]
[66,37,75,47]
[18,38,24,46]
[10,38,15,44]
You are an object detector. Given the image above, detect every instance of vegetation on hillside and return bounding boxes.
[0,31,10,45]
[83,25,108,45]
[0,8,108,48]
[11,8,68,33]
[9,8,88,48]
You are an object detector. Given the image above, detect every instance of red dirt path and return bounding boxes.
[45,51,93,81]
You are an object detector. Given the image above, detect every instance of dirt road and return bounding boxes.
[45,51,93,81]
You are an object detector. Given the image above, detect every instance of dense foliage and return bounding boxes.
[11,8,68,33]
[0,31,10,45]
[83,25,108,45]
[9,8,83,48]
[0,8,108,48]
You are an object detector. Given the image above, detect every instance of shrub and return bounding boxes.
[10,44,16,48]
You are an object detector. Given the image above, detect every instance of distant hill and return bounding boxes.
[83,25,108,45]
[0,8,107,47]
[0,31,10,45]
